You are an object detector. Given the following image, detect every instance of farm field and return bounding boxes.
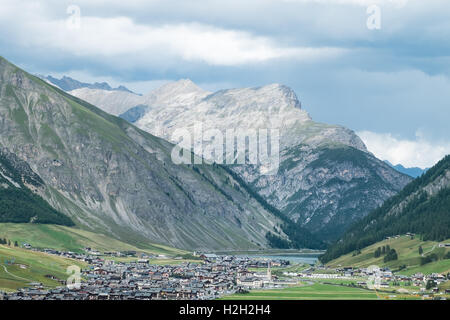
[222,282,380,300]
[222,280,446,300]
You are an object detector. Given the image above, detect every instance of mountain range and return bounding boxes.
[1,55,421,251]
[70,78,412,242]
[384,160,428,178]
[40,75,135,94]
[1,56,297,251]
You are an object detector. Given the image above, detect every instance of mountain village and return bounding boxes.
[1,244,449,300]
[0,245,290,300]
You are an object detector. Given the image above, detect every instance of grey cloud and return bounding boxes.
[1,0,449,146]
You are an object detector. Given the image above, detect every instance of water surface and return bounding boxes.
[236,253,320,265]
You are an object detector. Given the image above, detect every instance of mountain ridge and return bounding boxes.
[384,160,428,178]
[40,75,136,94]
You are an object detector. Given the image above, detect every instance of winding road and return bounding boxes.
[1,264,31,282]
[421,244,437,257]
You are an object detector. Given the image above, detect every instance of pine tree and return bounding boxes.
[374,247,381,258]
[384,249,398,262]
[426,280,437,290]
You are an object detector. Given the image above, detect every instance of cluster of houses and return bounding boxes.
[0,247,293,300]
[385,233,415,240]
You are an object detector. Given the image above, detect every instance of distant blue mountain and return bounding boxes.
[119,105,149,123]
[384,160,428,178]
[40,75,135,94]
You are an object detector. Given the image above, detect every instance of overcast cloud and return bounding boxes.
[0,0,448,167]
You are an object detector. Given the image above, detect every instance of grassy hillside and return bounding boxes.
[326,235,450,275]
[0,223,187,256]
[0,244,86,292]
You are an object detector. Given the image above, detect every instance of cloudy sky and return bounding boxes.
[0,0,449,168]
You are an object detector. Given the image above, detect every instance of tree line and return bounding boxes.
[0,187,74,226]
[0,237,18,247]
[0,152,74,226]
[373,245,398,262]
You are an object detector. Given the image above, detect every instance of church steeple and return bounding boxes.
[267,261,272,281]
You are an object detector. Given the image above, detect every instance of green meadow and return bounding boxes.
[222,282,379,300]
[0,244,86,292]
[327,235,450,275]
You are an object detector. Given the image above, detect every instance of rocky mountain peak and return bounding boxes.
[0,53,415,247]
[143,78,211,107]
[150,78,207,96]
[206,83,303,115]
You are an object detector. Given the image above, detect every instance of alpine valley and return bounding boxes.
[2,0,450,302]
[1,56,449,301]
[0,55,414,252]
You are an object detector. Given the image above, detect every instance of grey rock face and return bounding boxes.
[234,145,411,241]
[0,147,44,188]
